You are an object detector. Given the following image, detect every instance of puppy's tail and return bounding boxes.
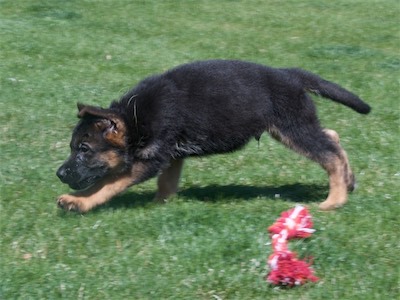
[289,68,371,114]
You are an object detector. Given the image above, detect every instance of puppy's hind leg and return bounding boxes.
[268,125,351,210]
[318,151,349,210]
[323,128,340,143]
[323,128,355,192]
[154,159,184,203]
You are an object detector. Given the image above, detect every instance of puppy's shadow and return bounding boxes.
[107,183,327,210]
[181,183,326,202]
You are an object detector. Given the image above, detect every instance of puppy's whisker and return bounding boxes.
[127,94,139,131]
[133,99,138,130]
[127,94,137,106]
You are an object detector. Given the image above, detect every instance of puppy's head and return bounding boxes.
[56,104,129,190]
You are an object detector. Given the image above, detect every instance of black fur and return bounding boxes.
[57,60,370,210]
[111,60,369,181]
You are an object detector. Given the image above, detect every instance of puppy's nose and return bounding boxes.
[56,166,67,181]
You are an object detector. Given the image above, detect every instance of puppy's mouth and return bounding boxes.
[68,176,101,190]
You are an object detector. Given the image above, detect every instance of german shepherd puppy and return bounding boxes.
[56,60,370,212]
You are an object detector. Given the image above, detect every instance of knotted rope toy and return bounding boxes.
[266,205,319,287]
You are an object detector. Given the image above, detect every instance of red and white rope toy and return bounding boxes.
[266,205,319,287]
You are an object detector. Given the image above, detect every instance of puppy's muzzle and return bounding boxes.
[56,165,69,183]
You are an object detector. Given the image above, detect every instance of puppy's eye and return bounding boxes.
[79,144,91,153]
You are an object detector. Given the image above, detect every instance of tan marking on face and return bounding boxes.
[98,151,124,169]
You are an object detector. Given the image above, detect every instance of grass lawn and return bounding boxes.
[1,0,399,299]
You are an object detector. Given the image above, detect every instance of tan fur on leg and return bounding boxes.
[57,162,147,212]
[319,156,348,210]
[154,159,184,203]
[323,128,355,191]
[324,128,355,191]
[323,128,340,143]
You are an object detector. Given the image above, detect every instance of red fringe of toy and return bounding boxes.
[266,206,319,286]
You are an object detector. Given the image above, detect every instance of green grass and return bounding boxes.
[1,0,399,299]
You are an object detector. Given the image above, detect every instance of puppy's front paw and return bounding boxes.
[57,194,87,213]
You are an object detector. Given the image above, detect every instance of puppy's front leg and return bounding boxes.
[57,175,133,212]
[57,162,154,212]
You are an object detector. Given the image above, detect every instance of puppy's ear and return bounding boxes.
[76,103,127,148]
[77,102,86,113]
[77,103,108,119]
